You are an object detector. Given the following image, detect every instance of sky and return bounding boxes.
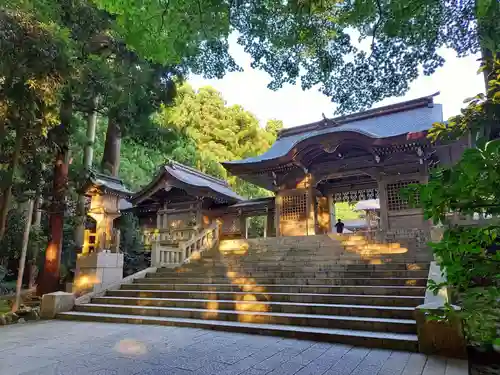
[190,34,485,129]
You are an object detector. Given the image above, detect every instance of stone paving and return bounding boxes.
[0,321,467,375]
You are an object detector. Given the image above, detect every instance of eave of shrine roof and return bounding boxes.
[164,161,244,202]
[229,197,274,208]
[223,98,443,168]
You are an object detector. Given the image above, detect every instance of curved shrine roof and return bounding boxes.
[223,94,443,170]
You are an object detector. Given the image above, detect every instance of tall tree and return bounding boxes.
[155,83,277,198]
[0,8,69,240]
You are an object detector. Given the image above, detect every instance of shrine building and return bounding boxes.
[124,94,466,266]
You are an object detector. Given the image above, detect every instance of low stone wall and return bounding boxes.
[75,266,157,305]
[364,228,433,260]
[415,261,467,358]
[219,235,345,255]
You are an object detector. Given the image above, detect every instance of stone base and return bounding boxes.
[74,252,124,293]
[415,302,467,359]
[40,292,75,319]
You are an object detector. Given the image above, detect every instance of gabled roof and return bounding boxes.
[223,93,443,170]
[132,160,244,205]
[84,171,133,198]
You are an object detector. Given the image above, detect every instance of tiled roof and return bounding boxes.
[164,161,244,202]
[132,160,244,204]
[86,172,133,197]
[224,94,443,166]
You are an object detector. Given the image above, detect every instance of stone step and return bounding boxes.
[219,255,432,262]
[106,289,424,307]
[57,311,418,351]
[73,303,417,333]
[92,296,416,319]
[183,259,432,268]
[121,283,426,296]
[151,270,430,279]
[167,262,430,272]
[135,277,428,287]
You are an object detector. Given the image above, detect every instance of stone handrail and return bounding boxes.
[154,227,197,243]
[151,222,220,267]
[181,222,220,264]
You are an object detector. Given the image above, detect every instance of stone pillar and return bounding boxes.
[263,215,267,238]
[240,215,248,239]
[377,177,389,231]
[156,210,161,229]
[415,262,467,358]
[73,252,124,294]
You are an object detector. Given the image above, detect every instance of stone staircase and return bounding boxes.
[58,234,431,351]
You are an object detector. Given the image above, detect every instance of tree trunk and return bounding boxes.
[38,150,70,295]
[75,96,98,250]
[101,114,121,177]
[12,198,34,312]
[0,125,23,240]
[33,195,42,227]
[38,95,72,295]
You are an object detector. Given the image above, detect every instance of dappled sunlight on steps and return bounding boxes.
[58,234,431,351]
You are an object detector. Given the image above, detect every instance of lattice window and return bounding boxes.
[280,193,307,221]
[334,188,379,203]
[387,180,419,211]
[221,217,239,233]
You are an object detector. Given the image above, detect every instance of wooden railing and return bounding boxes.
[151,222,220,267]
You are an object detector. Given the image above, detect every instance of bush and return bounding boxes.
[408,140,500,347]
[118,212,149,276]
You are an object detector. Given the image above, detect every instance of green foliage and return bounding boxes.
[118,212,149,276]
[404,58,500,346]
[154,83,276,198]
[85,0,499,114]
[410,140,500,224]
[428,60,500,143]
[406,141,500,347]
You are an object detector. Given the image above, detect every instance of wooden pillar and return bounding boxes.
[275,195,281,237]
[328,195,335,233]
[196,201,202,229]
[266,210,275,237]
[162,203,168,229]
[239,215,248,239]
[305,174,316,236]
[377,177,389,231]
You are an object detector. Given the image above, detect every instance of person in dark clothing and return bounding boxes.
[334,219,345,234]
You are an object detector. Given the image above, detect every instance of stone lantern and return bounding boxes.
[72,172,132,294]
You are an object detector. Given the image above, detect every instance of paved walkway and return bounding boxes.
[0,321,467,375]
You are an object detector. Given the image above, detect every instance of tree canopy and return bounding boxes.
[90,0,499,114]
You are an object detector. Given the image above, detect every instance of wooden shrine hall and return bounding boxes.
[124,94,466,263]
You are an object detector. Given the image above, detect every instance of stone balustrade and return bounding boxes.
[151,222,220,267]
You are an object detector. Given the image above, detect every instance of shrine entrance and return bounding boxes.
[327,185,380,233]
